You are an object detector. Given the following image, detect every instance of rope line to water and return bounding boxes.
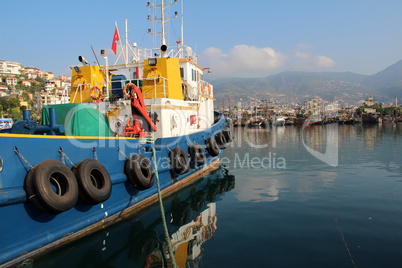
[333,214,357,268]
[151,144,177,268]
[326,189,357,268]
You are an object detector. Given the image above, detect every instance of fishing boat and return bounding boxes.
[272,116,285,126]
[0,1,233,267]
[0,118,13,130]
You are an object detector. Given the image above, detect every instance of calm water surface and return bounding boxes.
[31,123,402,268]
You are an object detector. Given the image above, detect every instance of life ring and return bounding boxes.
[124,83,136,98]
[205,137,220,157]
[90,86,102,101]
[215,132,228,149]
[72,158,112,205]
[24,159,79,214]
[188,143,206,166]
[169,147,190,174]
[201,83,205,94]
[208,84,212,95]
[124,154,154,190]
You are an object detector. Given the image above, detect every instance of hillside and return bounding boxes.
[212,60,402,105]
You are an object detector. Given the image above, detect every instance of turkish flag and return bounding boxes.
[111,26,119,54]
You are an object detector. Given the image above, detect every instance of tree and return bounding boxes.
[8,98,20,109]
[0,97,9,111]
[10,107,22,121]
[21,91,30,102]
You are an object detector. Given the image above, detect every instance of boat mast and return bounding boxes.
[147,0,178,56]
[161,0,165,46]
[181,0,184,57]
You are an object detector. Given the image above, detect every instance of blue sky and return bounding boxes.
[1,0,402,78]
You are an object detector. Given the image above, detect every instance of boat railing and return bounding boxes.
[141,77,168,99]
[73,76,168,103]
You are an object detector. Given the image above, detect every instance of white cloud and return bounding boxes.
[200,45,287,77]
[293,51,335,70]
[199,44,336,77]
[316,55,335,68]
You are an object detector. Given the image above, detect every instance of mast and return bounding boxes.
[161,0,166,45]
[125,19,128,61]
[147,0,178,55]
[181,0,184,57]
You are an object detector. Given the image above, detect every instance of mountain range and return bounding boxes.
[211,60,402,105]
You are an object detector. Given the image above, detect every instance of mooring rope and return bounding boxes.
[151,142,177,268]
[326,190,357,268]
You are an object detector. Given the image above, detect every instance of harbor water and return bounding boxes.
[30,123,402,267]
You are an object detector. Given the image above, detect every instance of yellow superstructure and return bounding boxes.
[70,65,107,103]
[142,57,183,100]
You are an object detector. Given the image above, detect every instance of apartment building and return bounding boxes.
[0,60,22,76]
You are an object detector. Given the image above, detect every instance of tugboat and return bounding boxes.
[0,1,233,267]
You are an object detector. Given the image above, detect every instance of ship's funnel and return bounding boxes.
[78,56,90,66]
[160,45,167,58]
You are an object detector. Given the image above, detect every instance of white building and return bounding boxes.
[0,61,22,76]
[6,77,17,86]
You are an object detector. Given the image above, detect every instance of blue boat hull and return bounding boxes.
[0,115,230,266]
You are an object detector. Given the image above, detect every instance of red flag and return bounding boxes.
[111,26,119,54]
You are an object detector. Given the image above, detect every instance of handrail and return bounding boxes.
[72,77,169,103]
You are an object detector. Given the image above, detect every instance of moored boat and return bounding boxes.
[272,117,285,126]
[0,118,13,130]
[0,1,233,267]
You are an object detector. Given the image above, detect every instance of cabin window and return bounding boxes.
[180,68,184,79]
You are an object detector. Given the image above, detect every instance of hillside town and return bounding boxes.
[219,94,401,126]
[1,58,401,126]
[0,60,70,121]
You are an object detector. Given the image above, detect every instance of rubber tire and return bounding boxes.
[29,159,79,214]
[170,147,190,175]
[206,137,220,157]
[215,132,228,149]
[188,144,206,166]
[25,167,53,214]
[223,127,233,143]
[125,154,154,190]
[73,158,112,205]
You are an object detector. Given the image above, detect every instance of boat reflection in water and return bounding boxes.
[28,166,235,268]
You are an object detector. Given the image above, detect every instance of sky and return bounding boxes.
[1,0,402,78]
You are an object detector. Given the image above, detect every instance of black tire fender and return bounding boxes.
[206,137,220,157]
[25,159,79,214]
[124,154,154,190]
[170,147,190,174]
[188,144,206,166]
[72,158,112,205]
[225,118,234,139]
[223,127,233,143]
[215,132,227,149]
